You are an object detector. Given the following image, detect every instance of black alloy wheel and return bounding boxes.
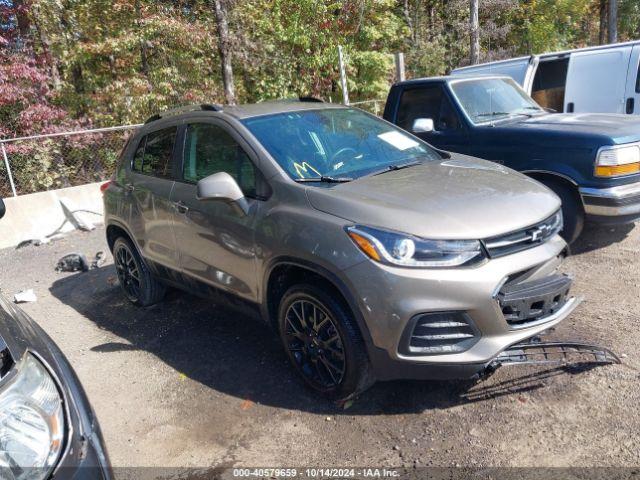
[283,298,347,390]
[112,236,166,306]
[114,242,141,302]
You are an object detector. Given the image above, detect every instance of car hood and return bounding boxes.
[501,113,640,144]
[306,155,560,240]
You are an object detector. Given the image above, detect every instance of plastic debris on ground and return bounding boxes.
[14,289,37,303]
[91,251,106,269]
[56,253,90,272]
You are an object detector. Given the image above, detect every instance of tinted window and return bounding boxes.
[242,108,439,181]
[184,123,257,196]
[131,127,177,178]
[132,137,145,172]
[397,86,461,131]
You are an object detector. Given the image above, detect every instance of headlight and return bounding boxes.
[595,144,640,177]
[346,226,485,268]
[0,354,65,480]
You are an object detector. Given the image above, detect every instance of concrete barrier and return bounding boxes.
[0,182,104,249]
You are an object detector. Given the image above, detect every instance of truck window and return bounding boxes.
[531,57,569,112]
[396,86,461,132]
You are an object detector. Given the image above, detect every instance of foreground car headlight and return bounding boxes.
[347,226,485,268]
[0,354,65,480]
[595,144,640,177]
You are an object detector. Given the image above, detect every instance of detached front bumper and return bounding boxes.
[342,235,581,381]
[580,183,640,224]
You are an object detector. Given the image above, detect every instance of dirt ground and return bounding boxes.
[0,223,638,474]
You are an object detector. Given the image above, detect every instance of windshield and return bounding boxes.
[242,108,440,181]
[450,78,544,124]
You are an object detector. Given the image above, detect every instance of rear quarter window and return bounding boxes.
[131,126,177,178]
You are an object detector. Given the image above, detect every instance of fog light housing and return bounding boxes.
[400,312,479,356]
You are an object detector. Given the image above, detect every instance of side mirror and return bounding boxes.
[196,172,249,215]
[412,118,435,133]
[0,198,5,220]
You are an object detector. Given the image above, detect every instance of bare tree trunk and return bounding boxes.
[212,0,236,105]
[470,0,479,65]
[599,0,607,44]
[134,0,149,77]
[608,0,618,43]
[402,0,415,43]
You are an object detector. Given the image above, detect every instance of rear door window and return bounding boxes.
[131,126,177,178]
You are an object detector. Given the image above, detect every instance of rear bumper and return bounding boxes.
[580,183,640,223]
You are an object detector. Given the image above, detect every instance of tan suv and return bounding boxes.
[103,100,579,400]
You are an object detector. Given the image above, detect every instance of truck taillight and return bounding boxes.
[100,181,112,193]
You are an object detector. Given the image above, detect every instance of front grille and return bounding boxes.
[496,274,572,328]
[483,210,563,258]
[400,312,479,355]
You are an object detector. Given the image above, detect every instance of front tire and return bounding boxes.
[113,237,166,306]
[278,284,373,401]
[544,179,584,244]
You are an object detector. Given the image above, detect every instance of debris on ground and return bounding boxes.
[91,251,106,269]
[55,253,90,272]
[106,275,118,286]
[16,233,65,249]
[14,289,37,303]
[59,198,97,232]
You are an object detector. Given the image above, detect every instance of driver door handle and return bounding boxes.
[173,200,189,213]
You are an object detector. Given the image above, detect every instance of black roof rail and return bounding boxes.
[298,96,324,103]
[144,104,223,124]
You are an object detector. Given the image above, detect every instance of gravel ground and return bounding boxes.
[0,224,638,474]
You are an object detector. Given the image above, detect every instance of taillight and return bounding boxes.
[100,180,112,193]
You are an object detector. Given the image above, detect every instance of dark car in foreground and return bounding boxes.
[0,200,111,480]
[384,75,640,243]
[103,100,585,400]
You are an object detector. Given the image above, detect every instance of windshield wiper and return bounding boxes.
[294,176,353,183]
[370,160,423,177]
[477,111,511,118]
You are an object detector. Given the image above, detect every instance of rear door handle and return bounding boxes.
[173,201,189,213]
[124,183,135,192]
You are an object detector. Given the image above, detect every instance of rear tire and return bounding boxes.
[543,179,584,244]
[113,237,166,306]
[278,284,373,401]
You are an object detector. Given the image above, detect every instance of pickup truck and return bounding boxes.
[383,75,640,243]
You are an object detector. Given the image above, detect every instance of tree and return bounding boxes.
[470,0,479,64]
[599,0,607,44]
[212,0,236,105]
[608,0,618,43]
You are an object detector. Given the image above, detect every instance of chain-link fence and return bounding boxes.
[0,125,140,197]
[350,99,386,116]
[0,99,388,198]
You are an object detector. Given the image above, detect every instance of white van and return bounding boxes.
[452,40,640,115]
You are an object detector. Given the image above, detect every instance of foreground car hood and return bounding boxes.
[503,113,640,144]
[306,156,560,240]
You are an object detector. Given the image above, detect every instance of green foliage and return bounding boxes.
[2,0,635,128]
